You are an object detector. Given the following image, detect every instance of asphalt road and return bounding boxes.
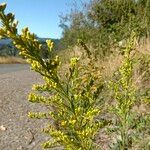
[0,64,30,74]
[0,65,50,150]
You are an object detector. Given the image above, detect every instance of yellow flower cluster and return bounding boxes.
[0,3,104,149]
[28,112,49,119]
[0,3,6,11]
[46,39,54,52]
[70,57,79,67]
[28,93,46,103]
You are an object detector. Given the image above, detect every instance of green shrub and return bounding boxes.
[0,3,105,149]
[109,33,137,149]
[60,0,150,57]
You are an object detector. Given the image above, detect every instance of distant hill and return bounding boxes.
[0,38,61,56]
[38,38,61,49]
[0,39,12,46]
[38,38,60,43]
[0,38,60,45]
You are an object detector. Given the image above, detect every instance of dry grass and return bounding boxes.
[0,56,27,64]
[55,37,150,81]
[136,38,150,54]
[57,46,82,64]
[57,38,150,92]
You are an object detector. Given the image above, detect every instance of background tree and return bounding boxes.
[59,0,150,57]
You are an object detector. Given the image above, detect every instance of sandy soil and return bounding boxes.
[0,68,50,150]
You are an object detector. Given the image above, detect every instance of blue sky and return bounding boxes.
[0,0,84,39]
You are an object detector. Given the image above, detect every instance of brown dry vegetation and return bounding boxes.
[0,56,27,64]
[58,38,149,79]
[58,38,150,109]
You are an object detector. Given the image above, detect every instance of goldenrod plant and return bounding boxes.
[109,33,137,149]
[0,3,105,149]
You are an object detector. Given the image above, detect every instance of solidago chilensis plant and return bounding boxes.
[109,33,136,149]
[0,3,104,149]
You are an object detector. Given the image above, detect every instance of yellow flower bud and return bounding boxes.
[13,19,18,27]
[46,39,53,51]
[7,30,11,35]
[61,121,67,126]
[0,3,6,12]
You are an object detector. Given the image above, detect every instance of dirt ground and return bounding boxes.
[0,68,50,150]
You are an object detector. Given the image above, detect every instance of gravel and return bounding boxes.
[0,64,29,74]
[0,67,51,150]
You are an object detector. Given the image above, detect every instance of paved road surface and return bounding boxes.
[0,64,29,74]
[0,65,50,150]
